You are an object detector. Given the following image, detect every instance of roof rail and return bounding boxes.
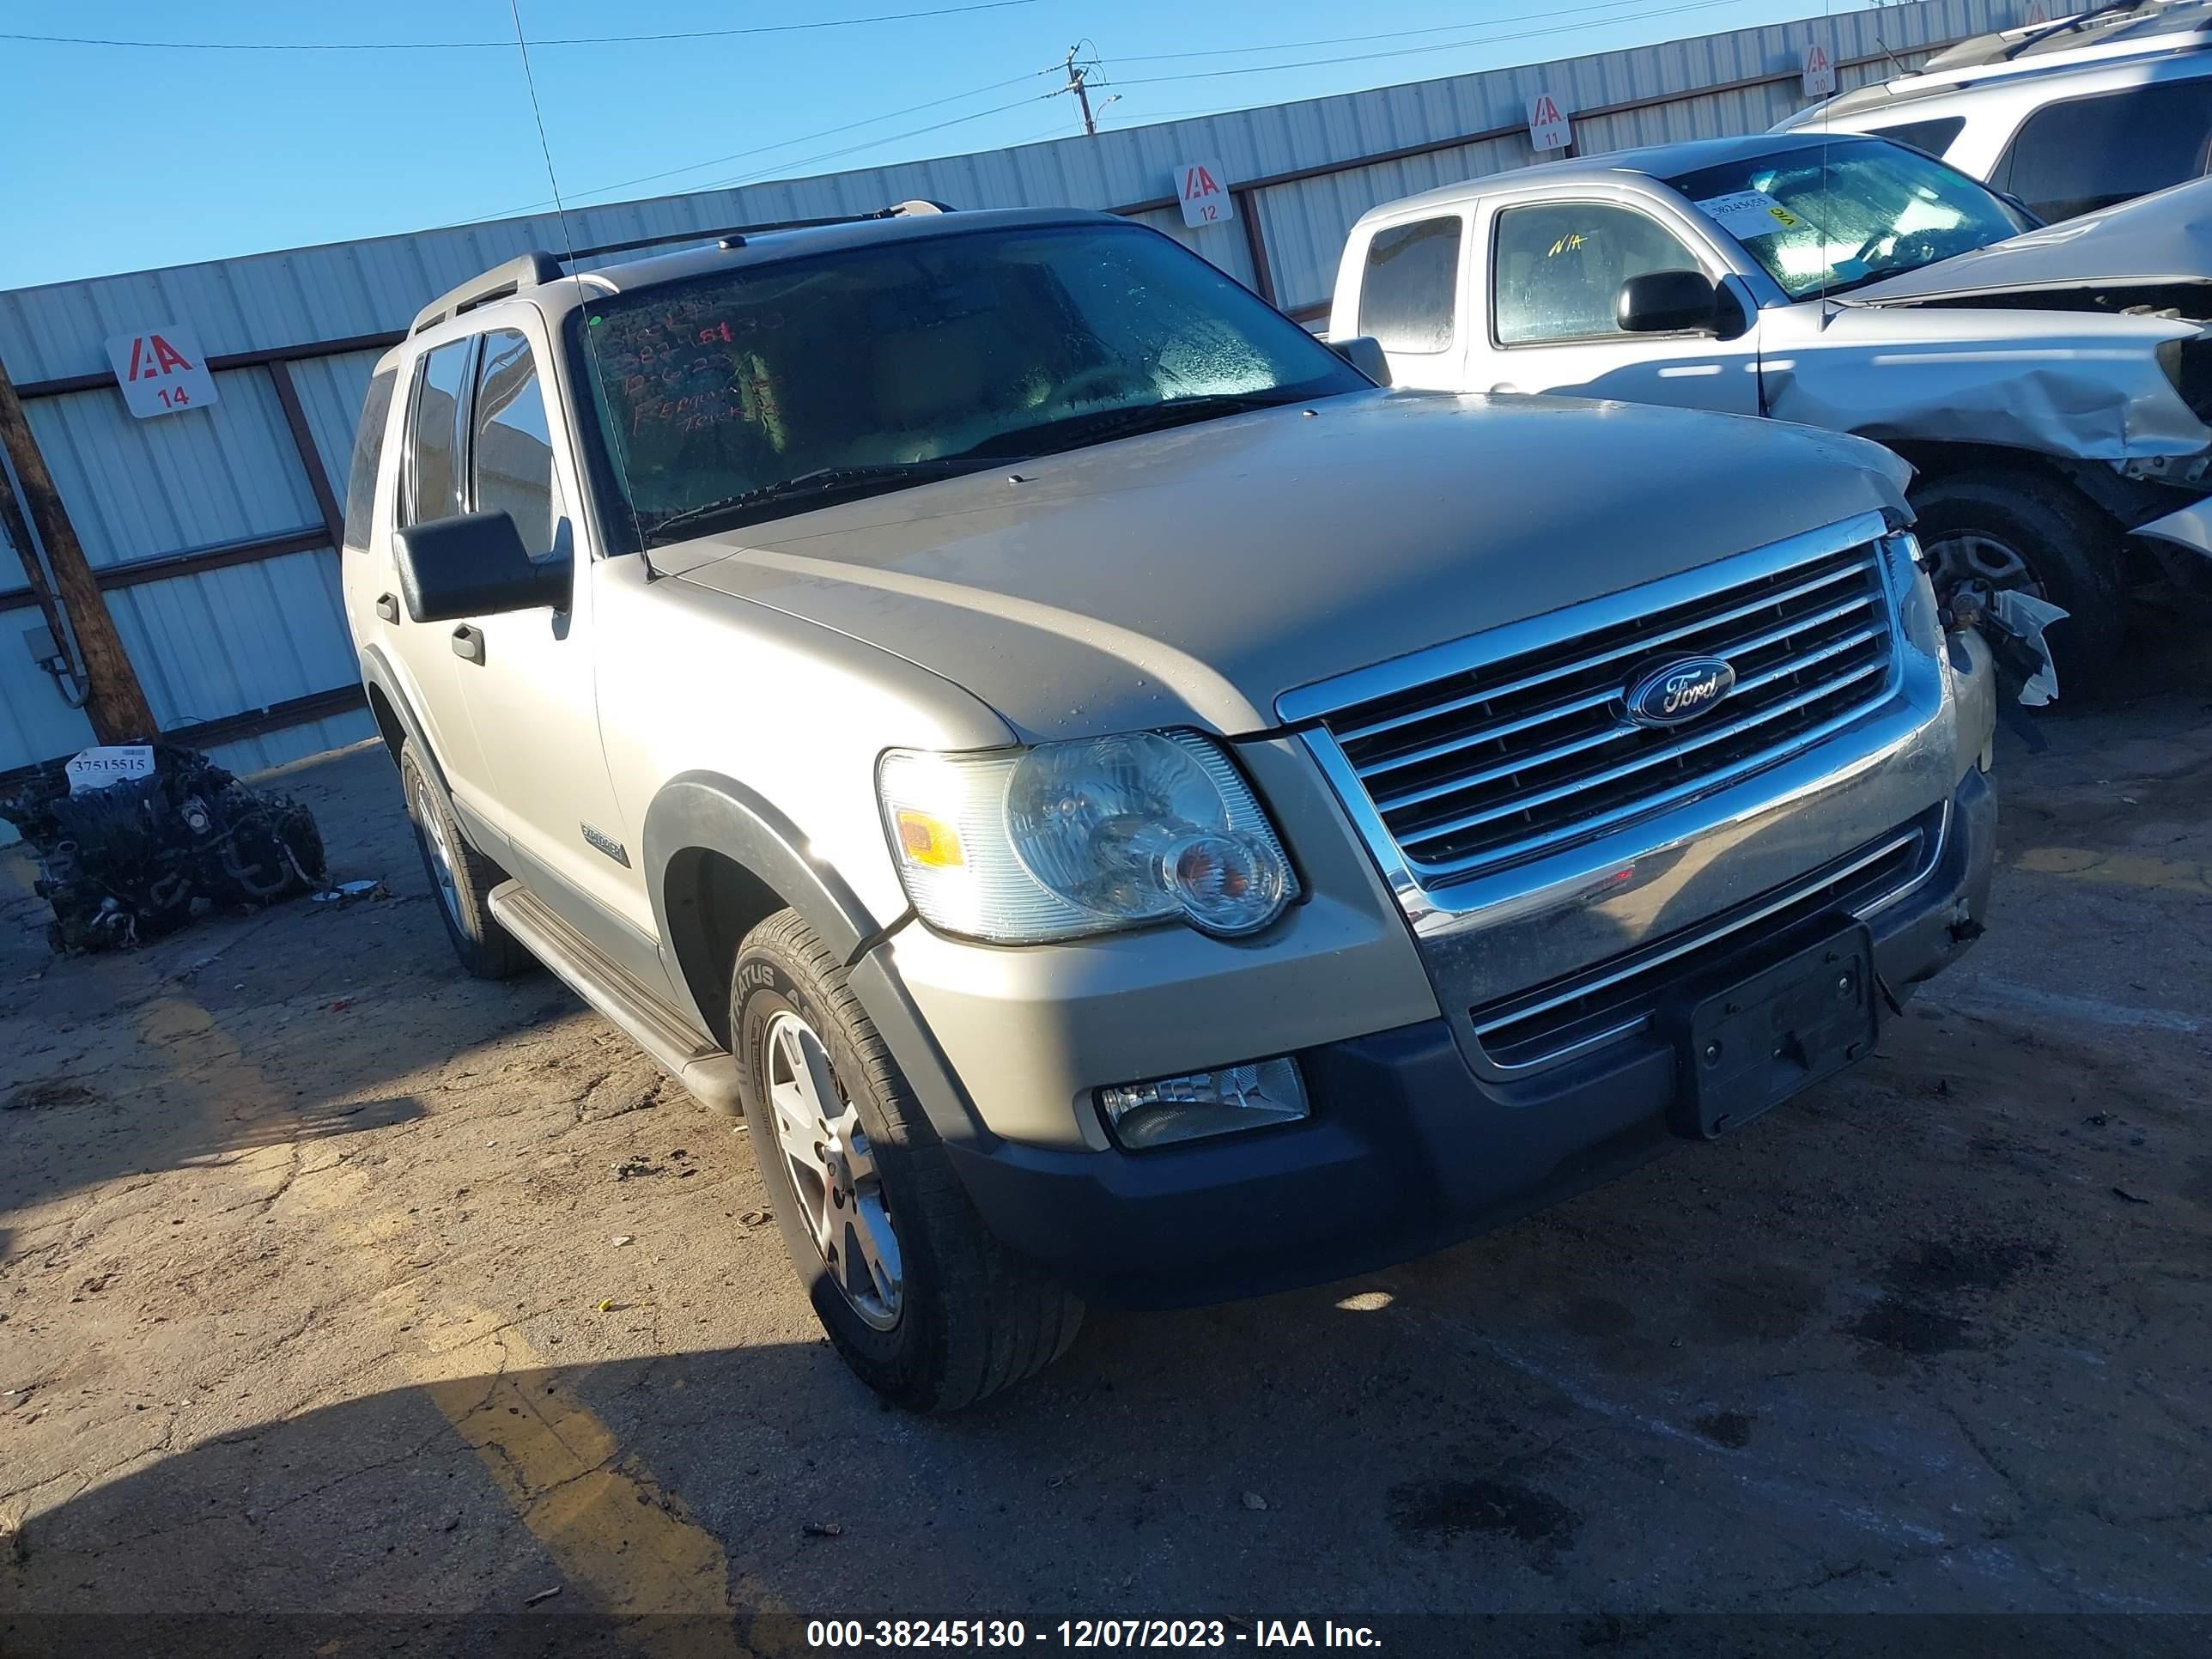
[412,202,960,331]
[715,199,957,250]
[1905,0,2212,78]
[410,250,563,336]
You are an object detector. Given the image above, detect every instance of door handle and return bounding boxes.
[375,592,399,623]
[452,624,484,664]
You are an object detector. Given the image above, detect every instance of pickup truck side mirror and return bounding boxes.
[392,510,571,624]
[1616,270,1723,336]
[1328,335,1394,386]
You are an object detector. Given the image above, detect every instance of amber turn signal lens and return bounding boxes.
[894,807,965,868]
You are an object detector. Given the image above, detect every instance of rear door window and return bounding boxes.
[403,339,473,526]
[470,329,559,557]
[1993,81,2212,220]
[1358,217,1463,353]
[342,368,397,552]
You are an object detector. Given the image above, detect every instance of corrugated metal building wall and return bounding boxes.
[0,0,2014,791]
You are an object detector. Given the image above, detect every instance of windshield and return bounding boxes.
[1667,138,2035,300]
[575,222,1364,547]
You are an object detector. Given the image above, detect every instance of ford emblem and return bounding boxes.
[1626,656,1735,728]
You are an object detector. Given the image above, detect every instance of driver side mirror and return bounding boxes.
[1615,269,1723,336]
[392,510,571,623]
[1328,335,1394,386]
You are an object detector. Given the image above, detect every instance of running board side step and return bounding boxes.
[487,880,745,1116]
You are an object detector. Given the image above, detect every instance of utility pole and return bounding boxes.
[0,356,159,744]
[1064,46,1097,137]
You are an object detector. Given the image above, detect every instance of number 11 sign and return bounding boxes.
[105,324,220,419]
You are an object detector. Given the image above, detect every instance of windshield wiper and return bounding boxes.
[974,392,1295,459]
[643,458,1002,546]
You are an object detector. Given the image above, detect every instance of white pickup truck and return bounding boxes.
[1330,131,2212,680]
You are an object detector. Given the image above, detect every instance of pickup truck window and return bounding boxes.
[471,329,560,558]
[342,368,396,553]
[1492,204,1701,345]
[1668,137,2032,300]
[1358,217,1462,352]
[574,222,1364,546]
[1990,80,2212,222]
[403,338,473,526]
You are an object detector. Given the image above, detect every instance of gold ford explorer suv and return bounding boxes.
[341,204,2000,1410]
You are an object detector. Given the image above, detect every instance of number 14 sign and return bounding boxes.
[105,324,220,419]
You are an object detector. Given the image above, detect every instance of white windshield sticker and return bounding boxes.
[1695,190,1805,240]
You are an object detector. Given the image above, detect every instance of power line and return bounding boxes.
[1105,0,1730,65]
[0,0,1040,52]
[439,0,1759,233]
[1095,0,1768,87]
[702,91,1061,190]
[446,67,1059,227]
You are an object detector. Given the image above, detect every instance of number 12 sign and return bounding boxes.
[105,325,220,420]
[1176,160,1237,228]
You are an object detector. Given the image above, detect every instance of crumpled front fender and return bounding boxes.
[1759,302,2212,462]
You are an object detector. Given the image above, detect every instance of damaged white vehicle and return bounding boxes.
[1330,131,2212,677]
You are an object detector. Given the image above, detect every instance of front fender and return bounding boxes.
[1763,302,2212,461]
[640,772,989,1146]
[641,772,883,970]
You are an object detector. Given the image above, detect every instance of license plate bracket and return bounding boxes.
[1674,921,1877,1140]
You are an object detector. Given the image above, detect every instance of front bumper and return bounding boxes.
[946,764,1994,1310]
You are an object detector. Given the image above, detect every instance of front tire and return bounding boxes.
[732,909,1082,1411]
[399,741,531,980]
[1911,469,2127,685]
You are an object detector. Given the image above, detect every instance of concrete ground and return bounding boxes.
[1,615,2208,1657]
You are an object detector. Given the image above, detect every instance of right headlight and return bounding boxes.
[877,731,1298,944]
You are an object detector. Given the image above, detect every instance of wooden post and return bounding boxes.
[0,356,158,743]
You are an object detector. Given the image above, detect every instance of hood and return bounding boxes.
[1846,176,2212,313]
[656,392,1910,742]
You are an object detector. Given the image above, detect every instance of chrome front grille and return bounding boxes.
[1314,538,1899,884]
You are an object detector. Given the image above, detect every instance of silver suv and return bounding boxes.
[1776,0,2212,221]
[341,205,1999,1408]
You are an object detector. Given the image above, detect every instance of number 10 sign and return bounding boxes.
[105,324,221,420]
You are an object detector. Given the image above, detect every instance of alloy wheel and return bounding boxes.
[1922,531,2046,599]
[410,775,462,926]
[763,1010,904,1331]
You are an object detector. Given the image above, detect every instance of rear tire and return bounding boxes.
[1910,469,2127,686]
[732,908,1082,1411]
[399,741,531,980]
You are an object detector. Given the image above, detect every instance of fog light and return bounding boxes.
[1097,1057,1308,1150]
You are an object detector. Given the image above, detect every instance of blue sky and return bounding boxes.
[1,0,1847,290]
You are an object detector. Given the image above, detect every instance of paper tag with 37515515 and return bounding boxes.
[64,745,156,795]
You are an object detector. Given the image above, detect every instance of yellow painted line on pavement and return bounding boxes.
[2009,846,2212,896]
[132,990,783,1656]
[422,1316,763,1656]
